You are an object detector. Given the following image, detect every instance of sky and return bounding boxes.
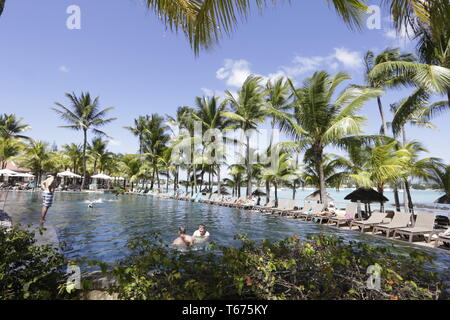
[0,0,449,162]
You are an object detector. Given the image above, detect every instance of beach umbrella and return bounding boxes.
[0,169,18,176]
[435,194,450,204]
[214,186,230,195]
[344,188,389,214]
[13,173,35,178]
[91,173,113,180]
[57,170,81,178]
[305,190,334,202]
[252,188,267,196]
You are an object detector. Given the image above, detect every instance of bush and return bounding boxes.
[101,234,449,300]
[0,226,71,300]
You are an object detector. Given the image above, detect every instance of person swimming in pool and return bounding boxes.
[193,224,210,241]
[172,226,195,247]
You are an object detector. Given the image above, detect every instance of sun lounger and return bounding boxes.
[275,200,297,216]
[254,199,276,212]
[434,227,450,248]
[372,212,412,238]
[349,211,388,233]
[393,212,439,243]
[297,203,324,220]
[289,202,313,218]
[266,199,287,215]
[327,204,358,227]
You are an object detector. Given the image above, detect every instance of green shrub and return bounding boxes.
[0,226,71,300]
[101,234,448,300]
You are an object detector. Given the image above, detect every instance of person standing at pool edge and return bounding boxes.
[40,173,59,224]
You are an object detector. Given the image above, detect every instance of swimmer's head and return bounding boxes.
[178,226,186,235]
[198,224,206,236]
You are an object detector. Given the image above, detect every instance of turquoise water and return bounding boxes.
[2,191,449,275]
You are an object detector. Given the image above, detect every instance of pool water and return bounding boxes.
[2,191,450,273]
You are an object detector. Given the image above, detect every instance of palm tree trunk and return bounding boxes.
[292,180,296,200]
[246,135,252,197]
[393,185,401,212]
[82,129,87,189]
[404,179,414,213]
[315,146,326,204]
[193,164,197,194]
[377,97,388,135]
[274,182,278,207]
[217,165,221,196]
[265,180,270,205]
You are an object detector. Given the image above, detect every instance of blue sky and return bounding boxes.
[0,0,448,162]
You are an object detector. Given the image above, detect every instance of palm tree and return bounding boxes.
[88,137,109,174]
[261,151,295,206]
[265,78,291,144]
[361,48,416,135]
[0,114,31,141]
[0,138,22,169]
[0,0,4,16]
[62,143,83,174]
[278,71,382,203]
[349,141,408,211]
[222,75,267,196]
[120,154,143,190]
[124,116,150,154]
[20,140,53,184]
[141,114,170,190]
[427,165,450,204]
[145,0,368,54]
[191,96,230,193]
[52,92,116,188]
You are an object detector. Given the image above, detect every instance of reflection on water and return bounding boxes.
[2,191,450,273]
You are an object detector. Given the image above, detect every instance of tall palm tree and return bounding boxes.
[124,115,150,154]
[0,114,31,141]
[145,0,368,54]
[141,114,170,190]
[52,92,116,188]
[361,48,416,135]
[278,71,382,203]
[265,77,291,144]
[222,75,267,196]
[191,96,230,193]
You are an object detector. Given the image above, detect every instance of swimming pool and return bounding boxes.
[3,191,450,272]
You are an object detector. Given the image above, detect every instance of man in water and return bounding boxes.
[172,226,195,247]
[40,173,59,224]
[193,224,210,241]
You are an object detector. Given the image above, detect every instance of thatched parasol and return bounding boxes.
[435,194,450,204]
[344,188,389,214]
[305,190,334,202]
[252,188,267,196]
[201,187,211,193]
[214,186,230,195]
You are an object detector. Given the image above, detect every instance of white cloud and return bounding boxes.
[59,65,70,73]
[213,48,363,92]
[108,139,121,147]
[382,16,414,48]
[334,48,363,69]
[216,59,252,88]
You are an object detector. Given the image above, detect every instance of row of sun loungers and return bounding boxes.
[145,190,449,248]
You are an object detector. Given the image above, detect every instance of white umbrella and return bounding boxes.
[0,169,18,176]
[13,173,35,178]
[113,176,125,181]
[57,170,82,178]
[91,173,113,180]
